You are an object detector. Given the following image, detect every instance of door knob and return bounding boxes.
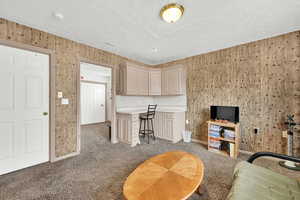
[43,112,48,116]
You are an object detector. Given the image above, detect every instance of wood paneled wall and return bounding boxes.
[158,32,300,155]
[1,18,299,156]
[0,18,147,157]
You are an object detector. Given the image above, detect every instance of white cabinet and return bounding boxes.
[162,65,186,95]
[149,69,162,95]
[117,111,185,146]
[116,113,140,146]
[138,68,149,95]
[118,62,186,96]
[118,62,149,96]
[126,65,139,95]
[154,112,185,143]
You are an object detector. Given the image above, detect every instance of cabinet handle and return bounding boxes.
[43,112,48,116]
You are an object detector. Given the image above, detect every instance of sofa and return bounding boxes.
[226,152,300,200]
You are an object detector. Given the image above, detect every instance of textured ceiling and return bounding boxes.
[1,0,300,65]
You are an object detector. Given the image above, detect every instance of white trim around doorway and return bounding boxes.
[77,58,118,154]
[0,39,57,163]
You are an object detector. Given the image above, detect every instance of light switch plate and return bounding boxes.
[282,131,288,138]
[61,98,69,105]
[57,91,63,98]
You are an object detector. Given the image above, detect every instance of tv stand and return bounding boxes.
[207,120,240,159]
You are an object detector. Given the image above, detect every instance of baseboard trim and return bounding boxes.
[81,122,107,126]
[192,138,252,155]
[191,139,284,162]
[51,151,80,162]
[191,138,207,145]
[192,139,253,154]
[239,149,253,155]
[111,139,119,144]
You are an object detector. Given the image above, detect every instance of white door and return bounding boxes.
[0,45,49,175]
[81,82,106,124]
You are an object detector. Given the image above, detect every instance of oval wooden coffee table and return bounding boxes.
[123,151,204,200]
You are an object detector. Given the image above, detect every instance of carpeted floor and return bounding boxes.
[0,123,299,200]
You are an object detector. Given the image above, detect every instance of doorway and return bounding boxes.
[79,62,113,151]
[81,82,106,124]
[0,43,50,175]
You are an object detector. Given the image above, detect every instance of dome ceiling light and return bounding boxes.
[160,3,184,23]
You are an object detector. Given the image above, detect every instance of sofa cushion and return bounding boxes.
[226,161,300,200]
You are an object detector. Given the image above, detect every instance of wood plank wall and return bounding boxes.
[157,31,300,155]
[0,18,148,157]
[1,18,299,156]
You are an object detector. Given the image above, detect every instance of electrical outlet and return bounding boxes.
[282,131,288,138]
[254,128,259,134]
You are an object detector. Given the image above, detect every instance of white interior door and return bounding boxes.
[0,44,49,175]
[81,82,106,125]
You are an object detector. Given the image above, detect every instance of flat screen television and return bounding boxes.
[210,106,239,123]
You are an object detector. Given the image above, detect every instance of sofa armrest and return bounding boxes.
[247,152,300,163]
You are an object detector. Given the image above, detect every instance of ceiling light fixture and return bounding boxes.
[160,3,184,23]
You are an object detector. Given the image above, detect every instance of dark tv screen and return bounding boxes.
[210,106,239,123]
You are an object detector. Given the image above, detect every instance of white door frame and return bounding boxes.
[0,39,56,163]
[80,80,107,124]
[78,59,117,154]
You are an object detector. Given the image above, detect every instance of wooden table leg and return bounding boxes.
[197,185,209,199]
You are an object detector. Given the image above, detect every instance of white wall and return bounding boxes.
[116,96,154,109]
[81,69,110,83]
[81,62,112,121]
[116,95,187,110]
[154,96,187,108]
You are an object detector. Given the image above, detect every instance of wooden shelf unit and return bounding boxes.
[207,120,240,159]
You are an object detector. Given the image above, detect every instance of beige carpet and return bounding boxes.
[0,123,299,200]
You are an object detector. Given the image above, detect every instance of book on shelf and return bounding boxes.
[209,131,221,138]
[209,124,221,132]
[208,137,221,148]
[224,129,235,140]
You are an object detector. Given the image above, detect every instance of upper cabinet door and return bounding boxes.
[162,65,186,95]
[137,68,149,96]
[118,62,149,96]
[126,65,140,95]
[149,70,161,96]
[166,68,181,94]
[118,62,185,96]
